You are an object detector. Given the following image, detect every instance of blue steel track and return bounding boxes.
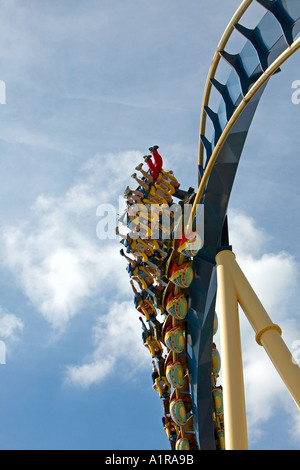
[187,0,300,450]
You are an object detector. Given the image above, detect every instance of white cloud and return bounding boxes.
[0,308,24,361]
[0,310,24,341]
[0,223,102,331]
[66,357,116,389]
[290,412,300,442]
[65,301,150,388]
[82,150,144,201]
[0,150,141,332]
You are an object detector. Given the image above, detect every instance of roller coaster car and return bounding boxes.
[148,186,170,205]
[144,335,164,358]
[134,205,175,242]
[173,204,203,259]
[161,281,188,320]
[164,349,173,368]
[166,361,190,392]
[136,298,157,322]
[134,211,173,240]
[147,318,163,344]
[183,415,195,434]
[153,375,171,398]
[170,388,192,414]
[161,314,173,347]
[132,265,155,290]
[155,179,176,197]
[216,429,225,451]
[166,291,188,320]
[159,170,179,187]
[142,239,166,263]
[163,350,188,381]
[122,237,156,263]
[144,284,165,310]
[138,251,171,292]
[164,326,185,354]
[212,344,221,376]
[171,191,196,239]
[153,249,175,278]
[163,415,178,441]
[135,205,160,224]
[175,438,190,450]
[213,311,218,336]
[145,257,166,280]
[152,219,175,240]
[176,430,198,451]
[166,361,186,390]
[164,245,179,274]
[168,259,194,289]
[169,398,187,427]
[134,222,153,240]
[178,373,190,393]
[176,230,203,258]
[163,244,194,289]
[177,354,188,371]
[212,386,224,417]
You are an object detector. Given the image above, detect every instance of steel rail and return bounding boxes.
[190,37,300,233]
[198,0,254,174]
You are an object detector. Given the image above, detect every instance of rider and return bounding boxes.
[120,250,155,289]
[144,146,163,181]
[130,279,158,324]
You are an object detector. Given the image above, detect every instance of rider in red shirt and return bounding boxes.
[144,145,163,181]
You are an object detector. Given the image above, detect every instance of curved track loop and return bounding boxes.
[198,0,255,172]
[188,0,300,450]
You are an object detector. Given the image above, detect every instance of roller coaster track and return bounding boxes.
[187,0,300,450]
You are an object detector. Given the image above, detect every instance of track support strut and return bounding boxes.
[215,249,300,450]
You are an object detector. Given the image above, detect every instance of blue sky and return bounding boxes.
[0,0,299,450]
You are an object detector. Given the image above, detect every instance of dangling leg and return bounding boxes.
[120,249,139,264]
[131,173,150,192]
[136,165,154,184]
[149,145,163,172]
[144,155,159,181]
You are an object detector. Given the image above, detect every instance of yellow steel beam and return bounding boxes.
[216,250,300,415]
[215,250,248,450]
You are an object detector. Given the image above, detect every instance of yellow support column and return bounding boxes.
[215,250,248,450]
[228,254,300,410]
